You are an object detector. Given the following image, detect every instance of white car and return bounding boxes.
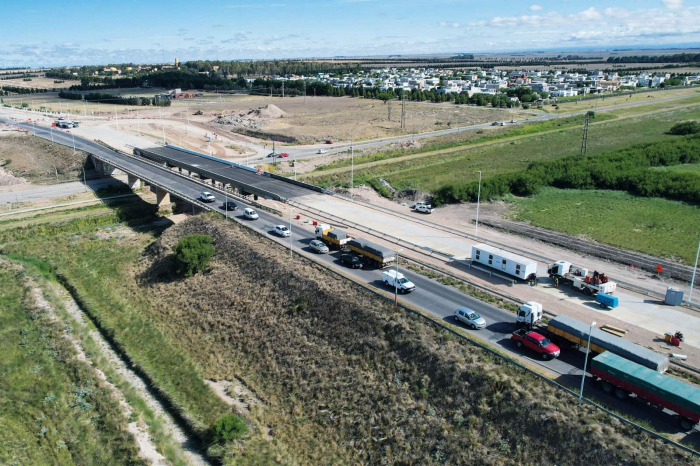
[317,149,327,154]
[410,201,427,209]
[454,307,486,330]
[243,208,258,220]
[309,239,329,254]
[382,270,416,293]
[200,192,216,202]
[510,119,517,123]
[273,225,290,237]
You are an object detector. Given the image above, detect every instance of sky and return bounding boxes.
[1,0,699,67]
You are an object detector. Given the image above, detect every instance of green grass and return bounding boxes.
[508,188,700,264]
[306,105,700,193]
[311,113,615,173]
[653,163,700,174]
[1,207,230,447]
[0,266,141,465]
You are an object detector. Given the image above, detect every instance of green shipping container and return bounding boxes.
[591,352,700,415]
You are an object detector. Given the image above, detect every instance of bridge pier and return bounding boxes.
[155,187,172,212]
[127,174,141,189]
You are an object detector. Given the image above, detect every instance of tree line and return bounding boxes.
[0,86,49,95]
[58,91,171,106]
[607,53,700,64]
[432,132,700,206]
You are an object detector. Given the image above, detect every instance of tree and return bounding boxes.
[211,413,248,444]
[669,121,700,135]
[173,234,215,277]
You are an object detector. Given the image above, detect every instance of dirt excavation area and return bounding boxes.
[139,215,688,465]
[0,132,89,184]
[181,95,524,143]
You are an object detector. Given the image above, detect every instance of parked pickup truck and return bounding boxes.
[382,270,415,293]
[414,204,434,214]
[511,329,561,360]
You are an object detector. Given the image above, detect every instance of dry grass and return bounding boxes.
[134,216,697,465]
[0,134,89,183]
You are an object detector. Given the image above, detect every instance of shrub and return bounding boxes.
[669,121,700,135]
[173,234,215,277]
[211,413,248,444]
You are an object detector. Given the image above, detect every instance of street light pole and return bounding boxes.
[351,140,354,195]
[394,248,403,311]
[579,321,596,405]
[475,170,482,237]
[289,207,293,261]
[689,236,700,303]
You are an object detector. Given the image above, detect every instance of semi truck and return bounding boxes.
[347,238,396,268]
[548,260,617,296]
[471,244,538,283]
[591,351,699,430]
[541,315,669,372]
[315,224,351,250]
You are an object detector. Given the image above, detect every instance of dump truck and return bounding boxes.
[548,260,617,296]
[314,224,351,250]
[591,351,700,430]
[347,238,396,268]
[541,315,669,372]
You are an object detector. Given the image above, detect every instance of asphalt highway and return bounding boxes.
[2,116,696,441]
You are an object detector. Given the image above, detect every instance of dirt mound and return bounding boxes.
[137,215,689,465]
[246,104,286,119]
[0,165,28,187]
[0,134,88,183]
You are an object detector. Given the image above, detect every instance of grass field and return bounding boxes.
[551,87,700,114]
[304,104,700,193]
[653,163,700,175]
[0,264,141,465]
[508,188,700,264]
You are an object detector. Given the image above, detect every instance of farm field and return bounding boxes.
[1,204,693,464]
[304,104,700,192]
[507,188,700,264]
[0,76,75,89]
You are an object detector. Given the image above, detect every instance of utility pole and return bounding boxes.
[350,141,354,194]
[160,108,165,144]
[580,112,589,155]
[304,81,306,104]
[114,105,118,129]
[401,93,406,130]
[282,82,284,98]
[388,98,391,121]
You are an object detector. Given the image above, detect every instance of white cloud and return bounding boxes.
[530,5,542,11]
[604,7,630,17]
[439,21,461,28]
[662,0,683,9]
[576,7,603,21]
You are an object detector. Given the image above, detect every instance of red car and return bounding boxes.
[280,153,289,158]
[511,329,561,360]
[325,140,333,144]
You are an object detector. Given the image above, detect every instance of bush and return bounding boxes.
[669,121,700,135]
[211,413,248,444]
[173,234,215,277]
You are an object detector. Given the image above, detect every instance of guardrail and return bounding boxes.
[324,190,700,309]
[93,145,282,217]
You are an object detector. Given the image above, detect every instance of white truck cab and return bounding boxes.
[314,224,332,238]
[516,301,543,327]
[382,269,416,293]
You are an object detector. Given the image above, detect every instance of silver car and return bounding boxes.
[309,239,329,254]
[454,307,486,330]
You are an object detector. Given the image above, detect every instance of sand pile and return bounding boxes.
[0,165,28,187]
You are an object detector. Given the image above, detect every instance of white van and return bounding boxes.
[382,269,415,293]
[243,208,258,220]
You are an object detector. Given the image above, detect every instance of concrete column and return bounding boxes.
[127,174,141,189]
[156,188,171,210]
